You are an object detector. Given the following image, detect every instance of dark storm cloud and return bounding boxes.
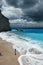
[23,0,43,21]
[6,0,38,8]
[22,0,43,21]
[0,0,2,9]
[5,0,43,21]
[23,0,38,8]
[1,0,43,27]
[24,8,43,21]
[28,10,43,21]
[1,0,43,21]
[6,0,18,7]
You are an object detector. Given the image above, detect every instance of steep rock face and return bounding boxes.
[0,10,10,32]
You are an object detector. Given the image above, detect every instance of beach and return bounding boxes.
[0,32,43,65]
[0,38,20,65]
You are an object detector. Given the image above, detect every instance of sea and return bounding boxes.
[0,28,43,65]
[11,28,43,48]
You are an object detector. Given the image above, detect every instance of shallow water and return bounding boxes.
[11,29,43,48]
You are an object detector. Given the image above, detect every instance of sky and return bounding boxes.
[0,0,43,27]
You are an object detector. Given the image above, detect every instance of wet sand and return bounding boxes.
[0,38,20,65]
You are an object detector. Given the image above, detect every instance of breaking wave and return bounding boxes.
[0,32,43,65]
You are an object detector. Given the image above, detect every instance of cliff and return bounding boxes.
[0,10,11,32]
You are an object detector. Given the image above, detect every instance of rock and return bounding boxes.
[0,10,11,32]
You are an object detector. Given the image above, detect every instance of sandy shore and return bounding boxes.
[0,38,20,65]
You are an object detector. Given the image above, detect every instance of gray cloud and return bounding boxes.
[4,0,43,21]
[6,0,18,7]
[22,0,38,8]
[0,0,43,22]
[6,0,38,8]
[0,0,2,9]
[23,0,43,21]
[1,6,23,19]
[10,19,43,28]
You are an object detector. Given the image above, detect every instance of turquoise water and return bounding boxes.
[11,29,43,42]
[11,29,43,48]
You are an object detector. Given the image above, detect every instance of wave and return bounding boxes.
[0,32,43,65]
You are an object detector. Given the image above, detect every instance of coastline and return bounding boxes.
[0,32,43,65]
[0,38,20,65]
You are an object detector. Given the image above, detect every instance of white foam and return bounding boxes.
[18,54,43,65]
[0,32,43,65]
